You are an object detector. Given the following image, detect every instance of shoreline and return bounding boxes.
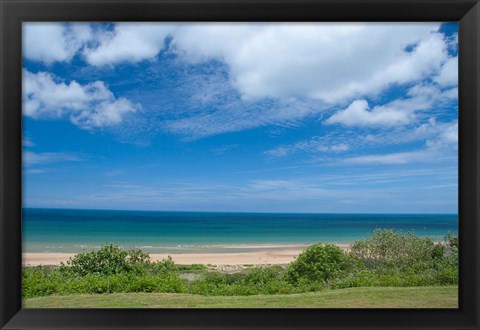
[23,244,351,266]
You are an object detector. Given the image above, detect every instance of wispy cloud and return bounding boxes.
[161,94,323,140]
[265,137,349,158]
[104,170,124,177]
[23,151,84,166]
[265,113,457,167]
[344,150,432,165]
[24,168,47,175]
[22,136,35,147]
[211,144,239,155]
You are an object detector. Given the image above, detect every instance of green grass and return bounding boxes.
[24,286,458,308]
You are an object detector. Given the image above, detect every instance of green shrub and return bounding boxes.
[188,266,302,296]
[445,232,458,266]
[176,264,207,273]
[286,243,353,284]
[22,267,57,298]
[349,229,444,271]
[149,256,177,274]
[59,244,151,276]
[22,231,459,298]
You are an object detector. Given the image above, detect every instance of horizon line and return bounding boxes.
[22,206,459,216]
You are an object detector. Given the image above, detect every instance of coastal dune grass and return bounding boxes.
[24,286,458,308]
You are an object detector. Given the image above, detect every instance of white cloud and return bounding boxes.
[427,121,458,150]
[169,23,451,103]
[22,23,457,140]
[434,56,458,87]
[441,87,458,99]
[344,151,435,165]
[56,23,454,105]
[23,70,140,129]
[23,151,83,166]
[325,82,457,128]
[325,100,412,127]
[342,119,457,165]
[23,23,93,64]
[161,96,321,140]
[83,23,176,66]
[24,168,48,175]
[23,136,35,147]
[267,115,457,163]
[104,170,124,177]
[265,137,349,157]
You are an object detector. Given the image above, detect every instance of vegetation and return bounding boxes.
[286,243,355,284]
[58,244,152,276]
[23,230,458,300]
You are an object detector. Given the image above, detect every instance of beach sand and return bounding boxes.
[23,244,350,266]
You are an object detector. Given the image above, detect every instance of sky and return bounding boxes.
[22,22,458,214]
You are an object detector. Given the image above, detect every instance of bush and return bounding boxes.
[187,266,305,296]
[149,256,176,274]
[286,243,353,284]
[22,267,57,298]
[445,232,458,266]
[59,244,151,276]
[22,231,459,298]
[349,229,444,271]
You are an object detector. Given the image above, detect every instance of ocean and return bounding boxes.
[22,208,458,253]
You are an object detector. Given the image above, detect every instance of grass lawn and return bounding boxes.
[24,286,458,308]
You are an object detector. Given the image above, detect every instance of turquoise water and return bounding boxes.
[22,208,458,253]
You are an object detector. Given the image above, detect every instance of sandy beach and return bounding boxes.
[23,244,351,266]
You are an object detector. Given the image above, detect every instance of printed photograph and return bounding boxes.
[22,22,458,308]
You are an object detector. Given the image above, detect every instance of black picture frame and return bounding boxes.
[1,0,479,329]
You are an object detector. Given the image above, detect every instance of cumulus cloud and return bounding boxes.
[23,70,140,129]
[22,23,458,141]
[28,23,455,105]
[325,100,413,127]
[434,56,458,87]
[83,23,176,66]
[23,23,93,64]
[426,121,458,150]
[169,23,449,103]
[325,81,457,128]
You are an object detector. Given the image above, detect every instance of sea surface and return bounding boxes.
[22,208,458,253]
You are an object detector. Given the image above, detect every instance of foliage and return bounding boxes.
[349,229,445,271]
[286,243,354,284]
[22,267,57,298]
[22,267,186,298]
[58,244,150,276]
[445,232,458,266]
[188,266,306,296]
[23,231,458,298]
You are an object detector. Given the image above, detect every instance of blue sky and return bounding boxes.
[22,22,458,213]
